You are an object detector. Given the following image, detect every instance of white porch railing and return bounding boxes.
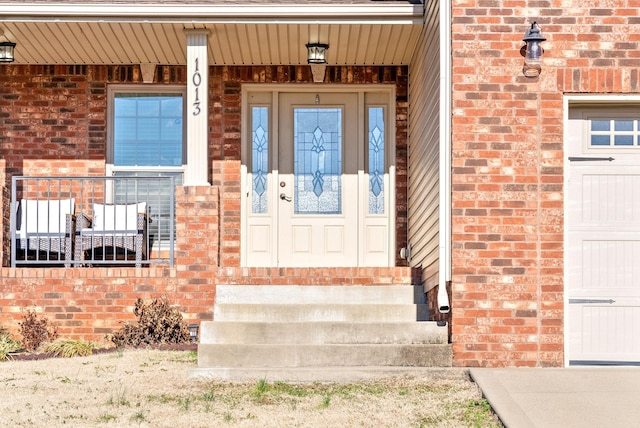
[10,176,175,268]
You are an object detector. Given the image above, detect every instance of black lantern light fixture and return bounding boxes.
[306,43,329,64]
[0,41,16,63]
[188,323,199,343]
[522,22,546,78]
[306,42,329,83]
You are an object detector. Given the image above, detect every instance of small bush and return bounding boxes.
[43,339,96,358]
[19,311,58,352]
[109,297,190,347]
[0,329,22,361]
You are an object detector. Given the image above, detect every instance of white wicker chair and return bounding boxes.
[74,202,149,267]
[15,198,75,266]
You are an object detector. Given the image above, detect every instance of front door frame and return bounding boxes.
[240,84,396,268]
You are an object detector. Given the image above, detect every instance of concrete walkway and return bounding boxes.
[470,368,640,428]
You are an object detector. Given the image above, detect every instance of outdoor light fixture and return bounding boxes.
[0,41,16,63]
[306,43,329,64]
[188,323,199,343]
[306,42,329,83]
[522,22,546,78]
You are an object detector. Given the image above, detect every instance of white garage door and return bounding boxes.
[567,105,640,365]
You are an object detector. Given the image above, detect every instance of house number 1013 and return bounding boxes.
[192,57,202,116]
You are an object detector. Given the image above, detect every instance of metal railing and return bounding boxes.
[10,176,175,268]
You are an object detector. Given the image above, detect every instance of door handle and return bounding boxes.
[280,193,292,202]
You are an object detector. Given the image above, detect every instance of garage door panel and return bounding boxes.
[568,235,640,292]
[569,170,640,227]
[569,302,640,364]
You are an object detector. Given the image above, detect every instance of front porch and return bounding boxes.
[0,62,436,348]
[0,1,454,371]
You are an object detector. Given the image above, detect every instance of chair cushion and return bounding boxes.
[92,202,146,232]
[18,198,75,239]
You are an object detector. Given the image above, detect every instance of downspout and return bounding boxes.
[438,0,451,314]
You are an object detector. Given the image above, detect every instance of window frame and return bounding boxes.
[107,84,187,174]
[582,106,640,154]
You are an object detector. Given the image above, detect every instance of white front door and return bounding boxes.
[277,93,358,266]
[242,86,395,268]
[567,105,640,365]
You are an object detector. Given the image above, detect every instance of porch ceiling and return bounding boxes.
[0,2,424,66]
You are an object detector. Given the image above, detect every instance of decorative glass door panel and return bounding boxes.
[278,93,358,266]
[294,108,342,215]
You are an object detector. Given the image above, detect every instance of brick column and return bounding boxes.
[175,186,219,270]
[211,160,241,268]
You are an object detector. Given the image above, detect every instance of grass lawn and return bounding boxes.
[0,349,501,427]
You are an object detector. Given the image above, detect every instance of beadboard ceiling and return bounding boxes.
[0,3,424,65]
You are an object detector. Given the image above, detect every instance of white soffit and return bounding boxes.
[0,2,423,66]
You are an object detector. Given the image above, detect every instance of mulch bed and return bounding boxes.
[8,342,198,361]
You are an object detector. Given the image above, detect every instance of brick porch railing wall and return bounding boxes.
[0,64,414,344]
[0,183,220,337]
[450,2,640,367]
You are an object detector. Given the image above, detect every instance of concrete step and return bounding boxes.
[197,343,452,368]
[200,321,447,345]
[190,364,460,382]
[215,284,426,305]
[194,284,452,381]
[213,303,428,322]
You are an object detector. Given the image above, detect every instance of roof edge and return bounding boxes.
[0,4,423,24]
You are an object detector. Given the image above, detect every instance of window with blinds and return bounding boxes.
[109,86,186,249]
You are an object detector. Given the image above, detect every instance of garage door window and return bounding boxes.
[590,118,640,147]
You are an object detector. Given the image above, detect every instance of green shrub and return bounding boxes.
[19,311,58,352]
[43,339,96,358]
[109,297,190,347]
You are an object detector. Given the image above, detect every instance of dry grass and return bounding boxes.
[0,349,501,427]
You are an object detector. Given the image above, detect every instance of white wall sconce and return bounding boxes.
[522,22,546,78]
[0,41,16,63]
[306,43,329,83]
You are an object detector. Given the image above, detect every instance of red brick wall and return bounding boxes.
[450,2,640,367]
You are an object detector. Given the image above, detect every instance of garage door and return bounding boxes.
[567,106,640,365]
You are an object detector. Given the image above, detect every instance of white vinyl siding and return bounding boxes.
[408,0,442,289]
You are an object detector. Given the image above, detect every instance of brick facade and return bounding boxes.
[450,2,640,367]
[0,64,412,344]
